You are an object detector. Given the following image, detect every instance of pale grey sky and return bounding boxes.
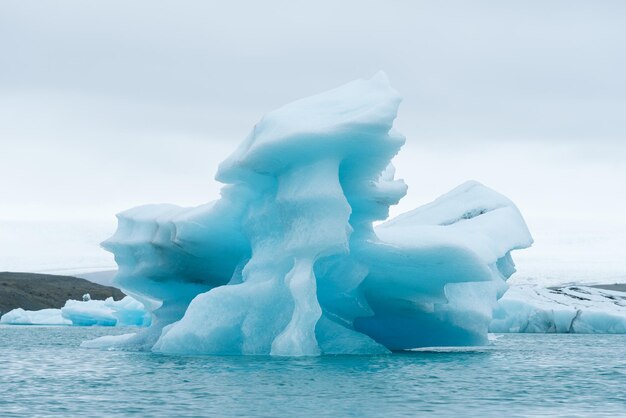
[1,0,625,222]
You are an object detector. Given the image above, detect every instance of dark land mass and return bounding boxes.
[590,283,626,293]
[0,272,124,315]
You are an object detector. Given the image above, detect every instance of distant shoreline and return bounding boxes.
[0,272,124,315]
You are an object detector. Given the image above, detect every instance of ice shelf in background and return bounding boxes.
[490,285,626,333]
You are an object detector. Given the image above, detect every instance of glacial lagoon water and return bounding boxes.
[1,326,625,417]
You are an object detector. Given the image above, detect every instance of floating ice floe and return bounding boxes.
[490,285,626,333]
[61,296,151,327]
[89,72,533,355]
[0,296,150,327]
[0,308,71,325]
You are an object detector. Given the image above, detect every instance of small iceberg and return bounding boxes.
[1,295,150,327]
[61,296,151,327]
[0,308,71,326]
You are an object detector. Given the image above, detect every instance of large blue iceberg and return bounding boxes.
[93,73,533,355]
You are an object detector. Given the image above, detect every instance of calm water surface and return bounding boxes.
[1,326,625,417]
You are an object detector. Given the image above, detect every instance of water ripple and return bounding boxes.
[1,326,625,417]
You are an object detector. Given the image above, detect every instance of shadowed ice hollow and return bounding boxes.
[90,73,533,355]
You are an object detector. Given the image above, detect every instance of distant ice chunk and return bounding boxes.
[490,285,626,333]
[0,308,71,325]
[1,296,150,327]
[97,73,533,355]
[62,296,151,327]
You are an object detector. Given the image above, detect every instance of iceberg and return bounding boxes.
[0,296,150,327]
[490,285,626,333]
[0,308,71,325]
[61,296,151,327]
[96,73,533,355]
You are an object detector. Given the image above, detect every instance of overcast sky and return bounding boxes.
[1,0,625,223]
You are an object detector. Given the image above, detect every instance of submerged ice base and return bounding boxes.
[95,73,533,355]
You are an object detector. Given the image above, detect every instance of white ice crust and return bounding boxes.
[490,285,626,333]
[97,73,534,355]
[0,308,71,325]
